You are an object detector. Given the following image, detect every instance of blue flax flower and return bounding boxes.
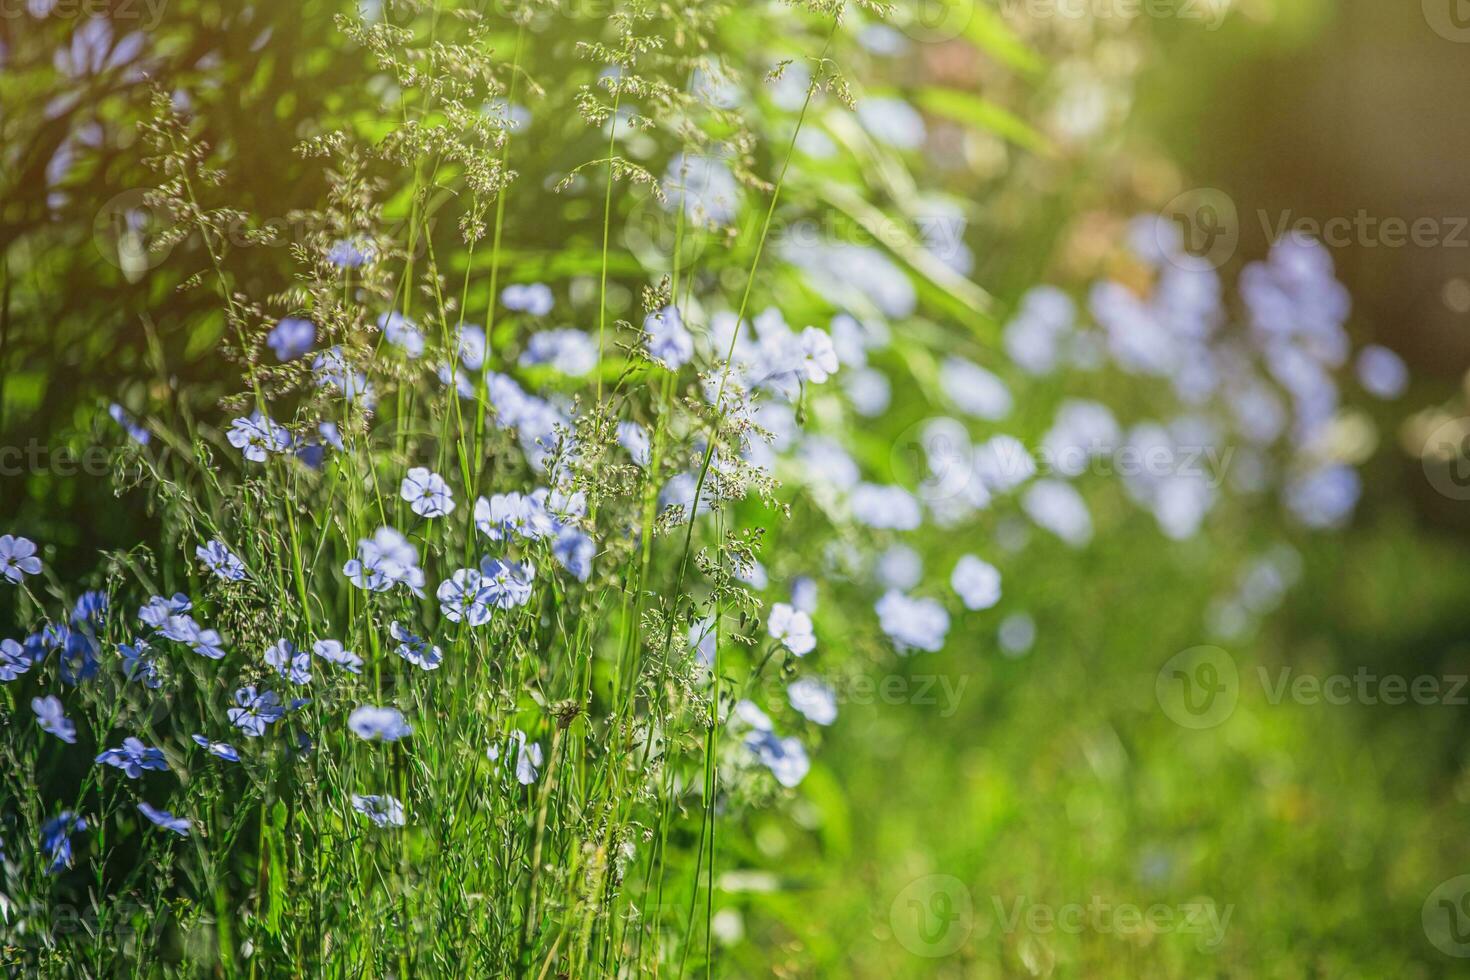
[96,737,168,778]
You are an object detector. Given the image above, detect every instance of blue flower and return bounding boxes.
[644,306,694,369]
[1356,344,1408,400]
[56,627,100,685]
[343,527,424,596]
[312,347,374,405]
[617,421,650,466]
[856,96,926,150]
[95,737,169,778]
[875,591,950,654]
[0,534,42,584]
[488,730,543,785]
[327,237,373,268]
[348,705,411,743]
[744,730,810,788]
[552,525,595,582]
[519,329,598,376]
[351,794,406,827]
[138,593,191,629]
[197,539,248,581]
[137,802,191,836]
[264,639,311,685]
[228,687,284,738]
[400,467,455,518]
[479,557,535,609]
[501,282,554,316]
[787,678,837,726]
[436,569,493,626]
[377,311,425,359]
[158,612,226,660]
[1,638,33,681]
[848,484,922,531]
[266,317,316,362]
[998,612,1036,657]
[116,640,160,688]
[109,403,151,445]
[455,323,488,371]
[191,734,240,762]
[32,695,77,743]
[226,415,290,463]
[71,590,109,626]
[297,421,344,469]
[312,639,362,674]
[40,811,87,874]
[389,622,442,671]
[473,491,554,542]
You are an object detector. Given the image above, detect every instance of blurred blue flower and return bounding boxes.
[502,282,554,316]
[377,311,425,359]
[1356,344,1408,400]
[40,811,86,874]
[786,678,837,726]
[488,730,543,785]
[327,238,373,268]
[520,329,598,376]
[849,484,922,531]
[351,794,406,827]
[348,705,411,743]
[313,639,362,674]
[108,403,151,445]
[875,591,950,654]
[617,421,650,467]
[744,730,809,787]
[191,734,240,762]
[32,695,76,743]
[67,593,107,629]
[951,555,1001,611]
[137,802,190,836]
[266,318,315,362]
[644,306,694,369]
[553,525,595,582]
[768,603,815,657]
[390,621,443,671]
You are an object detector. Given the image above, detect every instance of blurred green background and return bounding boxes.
[5,0,1470,974]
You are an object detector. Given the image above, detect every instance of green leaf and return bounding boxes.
[963,3,1045,76]
[916,86,1052,155]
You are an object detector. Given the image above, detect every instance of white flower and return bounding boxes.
[799,327,839,383]
[951,555,1001,610]
[767,603,816,656]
